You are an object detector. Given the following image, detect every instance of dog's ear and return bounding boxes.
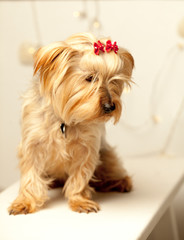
[118,48,134,77]
[34,42,77,95]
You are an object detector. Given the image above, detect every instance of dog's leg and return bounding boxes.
[8,167,49,215]
[90,147,132,193]
[63,149,100,213]
[8,143,50,215]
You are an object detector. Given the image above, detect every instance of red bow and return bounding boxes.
[94,41,105,55]
[105,40,119,54]
[94,40,119,55]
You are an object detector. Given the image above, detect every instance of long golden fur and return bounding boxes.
[8,33,134,215]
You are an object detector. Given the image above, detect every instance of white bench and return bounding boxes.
[0,157,183,240]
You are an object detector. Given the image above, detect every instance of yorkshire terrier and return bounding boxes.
[8,33,134,215]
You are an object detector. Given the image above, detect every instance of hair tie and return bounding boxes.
[94,40,119,55]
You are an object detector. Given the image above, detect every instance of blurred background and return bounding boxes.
[0,0,184,239]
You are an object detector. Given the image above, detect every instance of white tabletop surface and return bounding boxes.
[0,156,183,240]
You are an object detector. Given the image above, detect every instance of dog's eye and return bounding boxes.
[85,76,93,82]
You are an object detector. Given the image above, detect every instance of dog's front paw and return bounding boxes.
[8,200,36,215]
[69,198,100,213]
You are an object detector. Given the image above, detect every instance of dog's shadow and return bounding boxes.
[94,191,131,204]
[43,187,131,211]
[43,188,66,210]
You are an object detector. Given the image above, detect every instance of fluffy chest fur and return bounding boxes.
[19,82,104,179]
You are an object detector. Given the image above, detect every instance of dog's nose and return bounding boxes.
[103,103,115,114]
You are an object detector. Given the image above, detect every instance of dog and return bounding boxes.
[8,32,134,215]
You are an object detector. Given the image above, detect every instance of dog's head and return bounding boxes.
[34,33,134,125]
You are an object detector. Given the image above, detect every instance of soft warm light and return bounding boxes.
[73,11,86,18]
[19,42,39,65]
[93,20,100,29]
[152,114,162,124]
[28,47,36,55]
[73,11,81,18]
